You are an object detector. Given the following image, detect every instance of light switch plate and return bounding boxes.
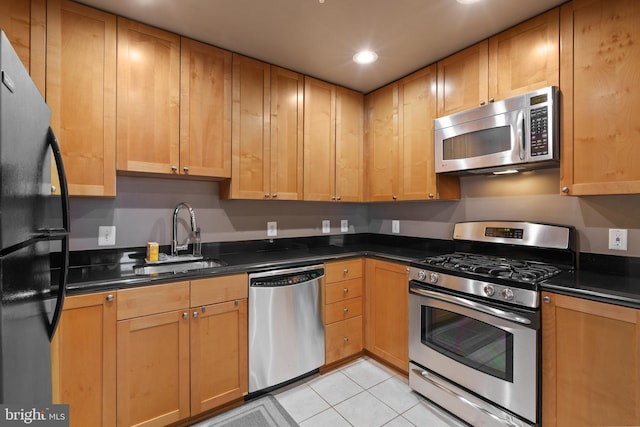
[267,221,277,237]
[98,226,116,246]
[322,220,331,234]
[392,220,400,234]
[341,219,349,233]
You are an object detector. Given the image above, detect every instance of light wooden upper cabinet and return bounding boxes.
[180,38,232,179]
[304,78,364,202]
[367,67,459,202]
[46,0,116,197]
[366,82,398,201]
[221,58,303,200]
[437,8,559,117]
[116,18,181,175]
[560,0,640,196]
[437,41,489,117]
[399,66,459,201]
[542,292,640,426]
[0,0,46,93]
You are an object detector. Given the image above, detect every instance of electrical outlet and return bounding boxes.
[608,228,628,251]
[98,226,116,246]
[341,219,349,233]
[322,220,331,234]
[267,221,277,237]
[392,220,400,234]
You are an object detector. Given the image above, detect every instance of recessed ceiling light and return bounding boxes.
[353,50,378,64]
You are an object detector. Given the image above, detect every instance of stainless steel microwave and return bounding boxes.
[434,86,559,174]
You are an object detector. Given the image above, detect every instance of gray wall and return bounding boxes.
[70,169,640,256]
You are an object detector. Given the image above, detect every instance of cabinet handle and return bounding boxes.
[272,193,278,198]
[336,196,341,201]
[343,268,349,275]
[51,185,56,193]
[182,312,189,319]
[428,193,434,199]
[264,193,270,198]
[343,288,349,294]
[183,166,189,173]
[479,100,486,106]
[561,186,570,193]
[234,300,239,307]
[171,165,178,172]
[331,196,336,201]
[392,195,398,200]
[489,97,495,103]
[193,311,199,318]
[343,307,349,314]
[343,337,349,343]
[106,294,114,302]
[543,296,551,304]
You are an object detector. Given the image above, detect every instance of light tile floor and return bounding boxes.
[271,357,469,427]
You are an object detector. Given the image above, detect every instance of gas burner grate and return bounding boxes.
[423,253,561,283]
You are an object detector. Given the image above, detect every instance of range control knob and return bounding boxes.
[417,270,427,281]
[483,285,495,297]
[429,272,439,284]
[502,288,514,301]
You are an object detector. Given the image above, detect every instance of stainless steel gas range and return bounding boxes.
[408,221,576,427]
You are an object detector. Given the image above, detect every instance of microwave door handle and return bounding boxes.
[409,287,532,325]
[517,111,526,160]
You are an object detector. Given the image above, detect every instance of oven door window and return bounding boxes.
[422,306,514,382]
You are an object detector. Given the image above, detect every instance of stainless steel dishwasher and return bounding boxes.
[248,264,325,393]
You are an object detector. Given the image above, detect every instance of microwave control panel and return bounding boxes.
[529,106,549,156]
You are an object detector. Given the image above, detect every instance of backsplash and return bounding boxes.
[69,169,640,256]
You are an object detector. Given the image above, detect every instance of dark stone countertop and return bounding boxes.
[60,233,640,309]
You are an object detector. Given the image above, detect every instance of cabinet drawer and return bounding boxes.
[190,274,247,307]
[325,297,362,324]
[117,281,190,320]
[325,259,363,283]
[325,316,363,364]
[325,278,362,304]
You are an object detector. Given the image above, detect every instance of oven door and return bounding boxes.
[409,283,539,425]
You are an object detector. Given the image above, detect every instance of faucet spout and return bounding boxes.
[172,202,198,256]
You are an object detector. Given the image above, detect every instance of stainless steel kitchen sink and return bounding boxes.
[133,258,226,275]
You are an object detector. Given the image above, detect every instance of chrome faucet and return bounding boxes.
[172,202,198,256]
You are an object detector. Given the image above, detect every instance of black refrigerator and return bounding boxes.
[0,30,69,404]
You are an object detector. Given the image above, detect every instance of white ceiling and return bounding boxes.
[76,0,566,94]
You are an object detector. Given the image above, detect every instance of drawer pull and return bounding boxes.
[343,308,349,314]
[193,311,199,318]
[343,337,349,343]
[182,312,188,319]
[343,288,349,294]
[343,268,349,275]
[106,294,114,302]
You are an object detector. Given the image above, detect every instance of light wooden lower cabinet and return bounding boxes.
[51,291,117,427]
[324,259,364,365]
[542,292,640,426]
[364,259,409,373]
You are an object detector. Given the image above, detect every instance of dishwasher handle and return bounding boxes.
[249,264,325,288]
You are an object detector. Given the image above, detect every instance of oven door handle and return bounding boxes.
[412,368,525,427]
[409,287,532,325]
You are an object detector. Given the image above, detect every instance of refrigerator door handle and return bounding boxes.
[46,128,70,339]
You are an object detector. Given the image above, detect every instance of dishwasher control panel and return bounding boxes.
[249,265,325,287]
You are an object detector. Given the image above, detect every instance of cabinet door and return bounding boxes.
[116,17,180,175]
[180,38,232,178]
[117,310,190,427]
[46,0,116,197]
[303,77,336,201]
[399,66,436,201]
[436,40,489,117]
[190,299,248,413]
[335,87,364,202]
[542,292,640,426]
[366,83,399,201]
[51,291,116,427]
[560,0,640,195]
[270,66,303,200]
[488,8,559,101]
[364,259,408,373]
[0,0,45,93]
[222,54,271,199]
